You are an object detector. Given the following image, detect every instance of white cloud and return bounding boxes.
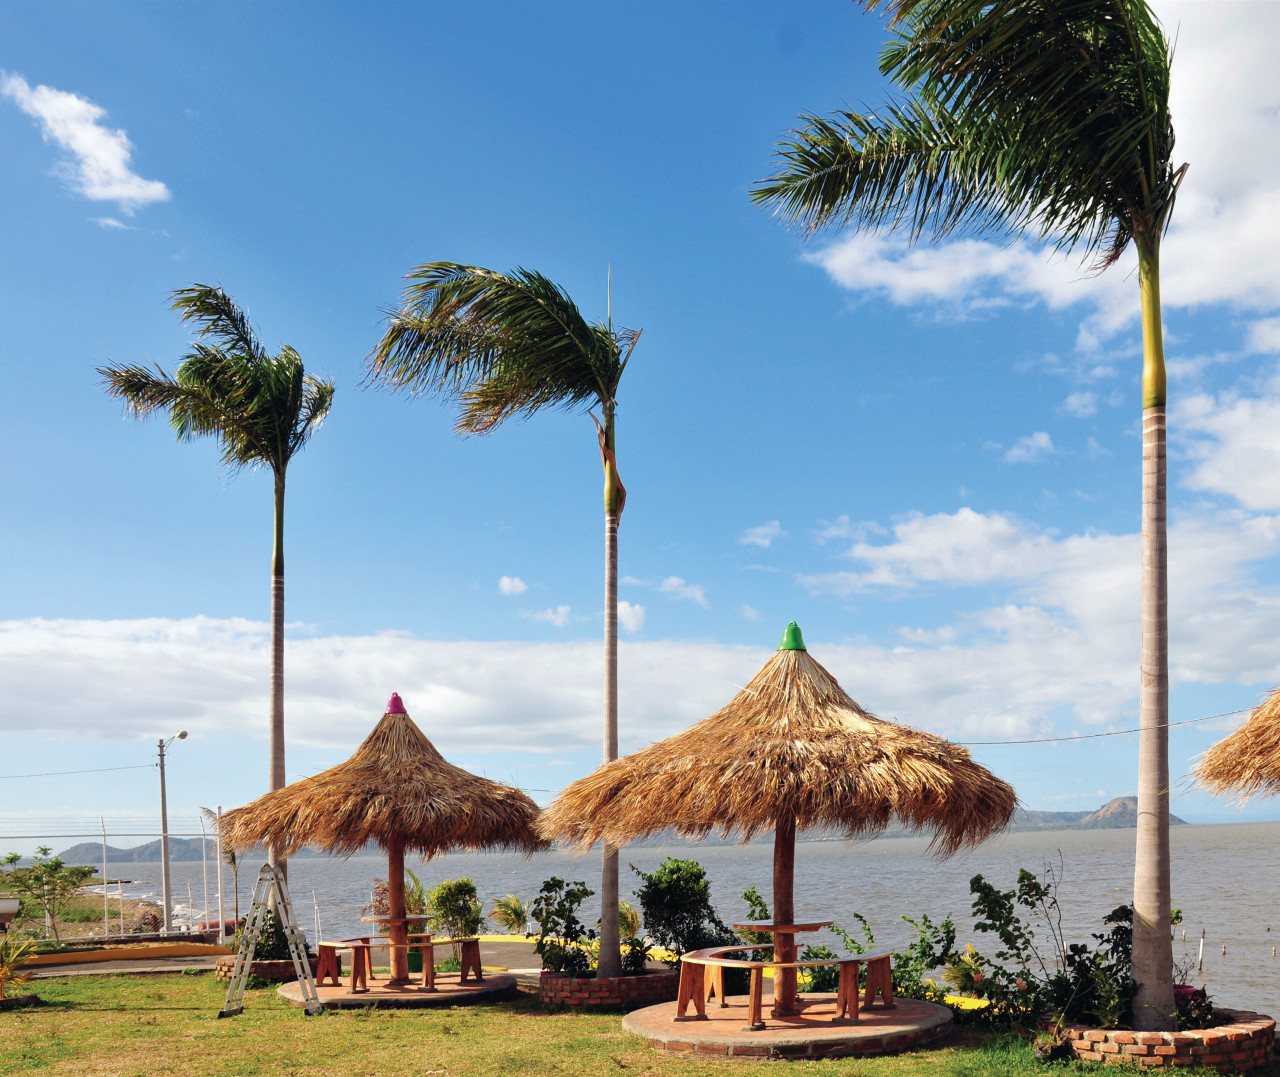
[525,605,571,627]
[658,576,709,608]
[1,72,170,211]
[1062,392,1097,418]
[1248,319,1280,354]
[1180,379,1280,511]
[803,6,1280,344]
[738,605,763,621]
[90,216,132,231]
[815,515,885,545]
[498,575,527,595]
[739,521,786,548]
[617,601,645,633]
[1004,431,1054,464]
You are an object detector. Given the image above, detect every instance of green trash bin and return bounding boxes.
[408,949,423,974]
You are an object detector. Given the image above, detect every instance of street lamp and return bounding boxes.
[158,731,187,934]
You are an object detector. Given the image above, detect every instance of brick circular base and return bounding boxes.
[623,994,953,1060]
[214,955,319,984]
[1040,1009,1275,1072]
[540,970,678,1010]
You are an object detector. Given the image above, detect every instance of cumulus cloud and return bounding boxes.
[739,521,786,548]
[1004,431,1054,464]
[498,576,527,595]
[1062,392,1097,418]
[524,605,571,627]
[1,72,170,211]
[658,576,709,608]
[801,5,1280,347]
[617,600,645,633]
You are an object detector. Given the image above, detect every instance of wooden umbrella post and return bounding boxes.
[387,833,409,984]
[772,812,797,1017]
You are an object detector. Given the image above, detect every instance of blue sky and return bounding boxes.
[3,1,1280,842]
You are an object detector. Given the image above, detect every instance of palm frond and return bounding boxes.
[170,284,268,362]
[102,287,333,479]
[366,263,627,434]
[755,0,1179,269]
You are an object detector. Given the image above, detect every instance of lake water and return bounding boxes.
[91,821,1280,1017]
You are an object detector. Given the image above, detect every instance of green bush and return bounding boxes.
[529,877,595,977]
[426,877,484,940]
[233,910,293,961]
[631,858,736,967]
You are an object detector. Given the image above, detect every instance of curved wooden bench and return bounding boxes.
[676,945,895,1031]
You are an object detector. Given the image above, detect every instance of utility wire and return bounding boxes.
[0,763,156,781]
[958,708,1248,746]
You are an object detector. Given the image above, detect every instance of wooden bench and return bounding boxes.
[318,934,440,991]
[676,945,895,1031]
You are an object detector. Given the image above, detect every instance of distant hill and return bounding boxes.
[1010,796,1187,831]
[55,798,1179,864]
[56,839,364,865]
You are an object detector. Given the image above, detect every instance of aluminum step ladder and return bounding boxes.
[218,863,323,1018]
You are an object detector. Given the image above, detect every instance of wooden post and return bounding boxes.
[772,812,797,1016]
[386,834,409,983]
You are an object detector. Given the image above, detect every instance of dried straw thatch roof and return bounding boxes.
[538,633,1017,856]
[1195,687,1280,799]
[220,695,547,858]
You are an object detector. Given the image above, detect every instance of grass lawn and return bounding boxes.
[2,974,1276,1077]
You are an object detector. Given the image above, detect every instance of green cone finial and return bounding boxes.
[778,621,806,651]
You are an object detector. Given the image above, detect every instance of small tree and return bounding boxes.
[427,878,483,942]
[1,848,98,942]
[631,858,736,968]
[528,877,596,977]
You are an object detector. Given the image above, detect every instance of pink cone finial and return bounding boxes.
[385,692,407,715]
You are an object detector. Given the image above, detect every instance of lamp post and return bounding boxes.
[158,731,187,934]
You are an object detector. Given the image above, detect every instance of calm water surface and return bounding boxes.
[101,821,1279,1016]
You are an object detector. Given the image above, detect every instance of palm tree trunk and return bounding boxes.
[268,477,287,882]
[1131,238,1174,1031]
[597,413,622,980]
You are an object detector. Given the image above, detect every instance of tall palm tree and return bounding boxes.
[365,263,641,978]
[753,0,1185,1028]
[101,286,335,878]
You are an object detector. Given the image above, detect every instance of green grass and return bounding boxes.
[1,975,1274,1077]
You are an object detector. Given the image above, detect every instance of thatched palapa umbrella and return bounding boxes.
[1195,688,1280,800]
[221,692,546,984]
[538,623,1017,1014]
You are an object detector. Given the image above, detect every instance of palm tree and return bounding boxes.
[101,286,335,879]
[366,263,641,978]
[752,0,1185,1028]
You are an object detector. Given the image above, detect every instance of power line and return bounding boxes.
[958,708,1248,746]
[0,763,156,781]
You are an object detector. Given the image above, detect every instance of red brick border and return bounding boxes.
[1040,1009,1275,1072]
[214,955,319,984]
[539,969,677,1009]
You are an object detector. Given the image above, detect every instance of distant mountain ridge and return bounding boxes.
[54,797,1182,863]
[1010,796,1187,831]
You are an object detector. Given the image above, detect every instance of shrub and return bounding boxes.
[232,910,293,961]
[631,858,736,968]
[0,935,32,1000]
[945,863,1137,1028]
[529,877,595,977]
[426,877,483,940]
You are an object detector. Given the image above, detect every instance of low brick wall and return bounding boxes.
[540,969,677,1009]
[214,955,319,984]
[1042,1009,1275,1072]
